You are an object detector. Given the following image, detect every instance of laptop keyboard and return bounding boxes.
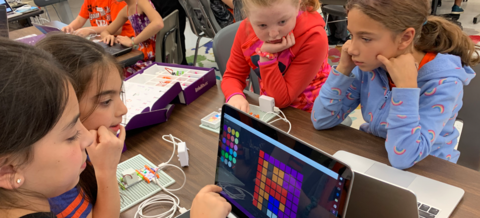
[418,202,440,218]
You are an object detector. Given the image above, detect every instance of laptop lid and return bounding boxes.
[96,41,132,57]
[215,104,354,218]
[0,5,7,38]
[345,172,419,218]
[0,0,12,13]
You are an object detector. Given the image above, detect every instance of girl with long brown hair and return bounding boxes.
[311,0,478,169]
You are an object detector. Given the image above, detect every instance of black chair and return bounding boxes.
[320,3,347,43]
[213,21,260,94]
[178,0,221,66]
[155,10,183,64]
[457,63,480,171]
[321,5,347,26]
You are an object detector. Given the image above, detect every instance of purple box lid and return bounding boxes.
[130,62,216,105]
[125,104,175,131]
[125,71,183,111]
[16,34,46,46]
[180,67,216,105]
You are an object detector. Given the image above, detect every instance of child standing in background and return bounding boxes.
[101,0,164,77]
[62,0,135,38]
[221,0,331,113]
[311,0,478,169]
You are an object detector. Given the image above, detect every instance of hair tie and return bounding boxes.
[423,20,428,25]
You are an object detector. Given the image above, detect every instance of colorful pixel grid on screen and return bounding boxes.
[220,125,240,168]
[253,150,304,218]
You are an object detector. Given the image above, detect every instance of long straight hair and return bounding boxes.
[36,34,125,206]
[0,38,70,211]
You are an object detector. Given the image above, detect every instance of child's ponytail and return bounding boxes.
[415,16,480,67]
[301,0,320,13]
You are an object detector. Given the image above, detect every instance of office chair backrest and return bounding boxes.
[155,9,183,64]
[212,21,260,93]
[178,0,220,38]
[34,0,63,7]
[213,21,240,75]
[457,63,480,171]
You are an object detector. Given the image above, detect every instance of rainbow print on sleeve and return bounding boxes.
[391,98,403,106]
[380,122,388,128]
[424,88,436,96]
[428,130,436,143]
[393,146,406,155]
[331,88,342,95]
[411,126,421,135]
[432,104,444,114]
[370,71,376,81]
[346,93,355,100]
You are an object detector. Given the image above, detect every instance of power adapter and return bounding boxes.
[177,142,189,167]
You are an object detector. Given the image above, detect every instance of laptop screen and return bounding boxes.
[0,0,12,12]
[215,104,353,218]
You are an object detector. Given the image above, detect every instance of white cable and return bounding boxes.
[155,163,187,192]
[161,134,183,164]
[134,192,180,218]
[134,135,188,218]
[134,164,187,218]
[260,108,292,134]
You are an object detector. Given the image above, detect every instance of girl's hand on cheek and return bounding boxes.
[336,40,356,76]
[260,33,296,54]
[86,125,126,174]
[377,53,418,88]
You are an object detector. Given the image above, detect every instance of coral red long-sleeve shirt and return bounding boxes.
[221,11,330,112]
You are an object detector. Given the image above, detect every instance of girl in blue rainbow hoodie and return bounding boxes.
[311,0,478,169]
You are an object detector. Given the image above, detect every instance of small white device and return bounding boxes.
[259,95,275,113]
[200,111,221,129]
[120,168,142,188]
[177,141,189,167]
[162,134,189,167]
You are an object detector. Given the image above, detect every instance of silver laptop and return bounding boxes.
[0,0,21,18]
[333,150,464,218]
[0,5,7,38]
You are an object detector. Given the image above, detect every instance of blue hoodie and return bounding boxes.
[311,53,476,169]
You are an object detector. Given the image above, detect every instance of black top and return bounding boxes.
[20,212,55,218]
